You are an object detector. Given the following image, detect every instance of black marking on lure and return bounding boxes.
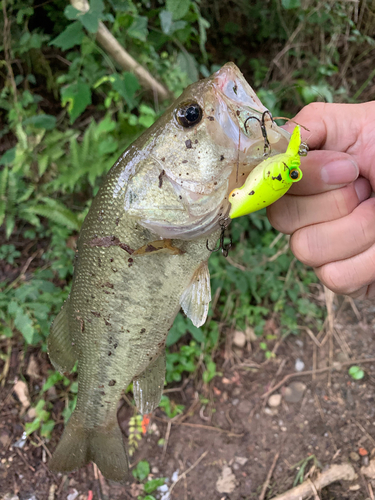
[272,174,282,181]
[206,218,232,257]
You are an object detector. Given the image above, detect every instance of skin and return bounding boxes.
[267,101,375,299]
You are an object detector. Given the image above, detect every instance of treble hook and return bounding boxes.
[206,218,232,257]
[244,110,274,156]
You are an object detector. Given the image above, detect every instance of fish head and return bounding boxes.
[122,63,292,239]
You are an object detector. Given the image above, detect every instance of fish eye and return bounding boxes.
[176,102,203,128]
[290,168,301,181]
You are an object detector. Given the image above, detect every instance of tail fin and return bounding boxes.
[286,125,301,156]
[49,411,129,482]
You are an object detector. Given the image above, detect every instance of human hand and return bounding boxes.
[267,102,375,299]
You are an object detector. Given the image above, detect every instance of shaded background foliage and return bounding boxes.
[1,0,375,437]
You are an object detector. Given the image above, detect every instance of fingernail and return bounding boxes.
[354,178,371,202]
[321,159,358,185]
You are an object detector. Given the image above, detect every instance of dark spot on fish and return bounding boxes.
[110,258,113,262]
[87,235,134,255]
[179,195,182,199]
[103,282,114,288]
[115,217,120,226]
[186,172,189,175]
[272,173,282,181]
[128,262,133,268]
[233,84,238,95]
[195,139,198,144]
[114,343,118,349]
[99,391,105,396]
[236,110,240,116]
[249,190,255,196]
[98,257,102,268]
[87,318,92,324]
[185,139,192,149]
[161,157,165,162]
[76,316,85,332]
[182,160,188,164]
[126,329,130,333]
[104,290,111,295]
[140,328,146,333]
[128,258,133,263]
[145,244,157,253]
[158,169,165,188]
[98,385,104,388]
[214,182,217,185]
[104,318,111,326]
[179,173,181,176]
[220,155,224,161]
[108,352,112,356]
[91,295,95,299]
[108,380,116,386]
[207,116,214,121]
[91,311,101,317]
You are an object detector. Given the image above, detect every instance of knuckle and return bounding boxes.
[316,264,352,295]
[331,187,356,218]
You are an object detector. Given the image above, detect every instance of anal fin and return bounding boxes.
[133,351,166,414]
[48,301,77,374]
[180,262,211,328]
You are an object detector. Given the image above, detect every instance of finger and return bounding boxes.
[348,282,375,299]
[282,102,370,151]
[315,241,375,296]
[287,150,359,196]
[290,198,375,267]
[268,177,371,234]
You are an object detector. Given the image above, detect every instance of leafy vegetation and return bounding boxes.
[1,0,375,444]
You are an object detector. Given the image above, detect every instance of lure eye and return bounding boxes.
[290,168,301,181]
[176,102,203,128]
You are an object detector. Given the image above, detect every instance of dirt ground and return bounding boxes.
[1,296,375,500]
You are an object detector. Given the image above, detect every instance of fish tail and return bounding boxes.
[49,411,129,482]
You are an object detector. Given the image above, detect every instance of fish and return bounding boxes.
[228,125,304,218]
[47,62,294,482]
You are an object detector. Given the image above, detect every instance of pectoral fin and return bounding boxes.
[48,302,77,374]
[180,262,211,328]
[133,351,166,414]
[133,239,184,256]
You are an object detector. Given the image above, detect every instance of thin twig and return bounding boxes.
[261,357,375,399]
[169,450,208,496]
[259,451,280,500]
[154,416,244,437]
[162,420,172,460]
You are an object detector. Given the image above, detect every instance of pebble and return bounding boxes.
[67,490,79,500]
[284,381,306,403]
[235,456,248,466]
[268,394,282,408]
[350,451,360,462]
[216,466,237,494]
[233,330,246,348]
[295,359,305,372]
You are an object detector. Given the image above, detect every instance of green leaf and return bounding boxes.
[177,51,198,83]
[160,10,173,35]
[348,365,365,380]
[144,478,166,493]
[23,114,57,130]
[42,371,65,392]
[0,147,16,166]
[127,16,148,41]
[41,419,55,438]
[64,5,80,20]
[111,73,139,109]
[14,309,35,344]
[49,22,84,50]
[281,0,301,8]
[132,460,150,481]
[166,0,190,20]
[61,81,92,123]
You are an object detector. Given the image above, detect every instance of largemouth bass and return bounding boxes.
[48,62,293,482]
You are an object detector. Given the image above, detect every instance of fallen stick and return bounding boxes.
[71,0,171,101]
[270,463,357,500]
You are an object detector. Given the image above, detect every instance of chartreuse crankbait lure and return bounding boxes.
[229,125,303,219]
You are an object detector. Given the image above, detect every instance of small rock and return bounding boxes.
[151,466,159,474]
[13,380,30,412]
[268,394,282,408]
[361,457,375,478]
[284,381,306,403]
[295,359,305,372]
[245,326,257,342]
[26,355,40,379]
[232,399,239,406]
[233,331,246,348]
[235,456,248,466]
[171,469,179,482]
[216,466,237,494]
[2,495,19,500]
[349,484,361,491]
[350,451,360,462]
[67,490,79,500]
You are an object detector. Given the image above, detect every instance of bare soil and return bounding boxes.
[1,297,375,500]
